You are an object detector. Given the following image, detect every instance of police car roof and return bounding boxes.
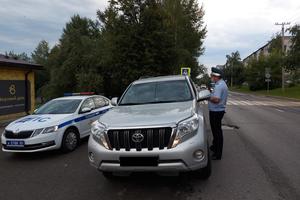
[133,75,186,84]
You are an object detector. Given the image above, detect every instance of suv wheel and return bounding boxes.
[61,128,79,152]
[199,153,212,179]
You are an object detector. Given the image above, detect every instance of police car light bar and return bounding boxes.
[64,92,95,96]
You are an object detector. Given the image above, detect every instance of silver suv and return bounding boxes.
[88,75,211,179]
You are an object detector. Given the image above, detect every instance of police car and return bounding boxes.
[1,93,112,153]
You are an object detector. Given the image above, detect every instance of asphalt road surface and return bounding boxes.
[0,92,299,200]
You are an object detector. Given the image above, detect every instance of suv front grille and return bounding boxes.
[107,128,173,151]
[4,130,33,139]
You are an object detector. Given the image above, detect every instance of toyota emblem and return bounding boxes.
[132,131,144,143]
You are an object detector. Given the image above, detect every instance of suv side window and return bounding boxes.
[80,98,95,112]
[93,96,109,108]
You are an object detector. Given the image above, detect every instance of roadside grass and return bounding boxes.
[230,85,300,100]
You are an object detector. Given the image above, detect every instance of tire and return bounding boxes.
[61,128,79,153]
[199,153,212,179]
[102,172,114,179]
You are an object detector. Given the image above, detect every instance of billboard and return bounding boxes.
[0,80,31,115]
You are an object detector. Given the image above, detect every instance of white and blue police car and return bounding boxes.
[1,93,112,153]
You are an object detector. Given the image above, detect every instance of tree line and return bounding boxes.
[8,0,206,100]
[222,25,300,91]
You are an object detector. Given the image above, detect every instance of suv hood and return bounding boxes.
[99,101,194,128]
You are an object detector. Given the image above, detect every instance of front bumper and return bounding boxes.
[88,130,208,172]
[1,130,64,153]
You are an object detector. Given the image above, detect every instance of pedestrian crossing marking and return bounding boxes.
[199,99,300,107]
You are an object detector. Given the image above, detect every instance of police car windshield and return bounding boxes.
[119,80,193,105]
[35,99,82,114]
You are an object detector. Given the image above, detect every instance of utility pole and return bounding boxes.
[230,59,233,88]
[275,22,290,92]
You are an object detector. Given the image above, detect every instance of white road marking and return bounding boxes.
[252,101,267,106]
[275,109,284,112]
[227,100,238,105]
[227,98,300,107]
[269,102,285,107]
[240,100,253,105]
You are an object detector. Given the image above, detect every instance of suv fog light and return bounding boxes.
[194,150,205,160]
[89,152,95,162]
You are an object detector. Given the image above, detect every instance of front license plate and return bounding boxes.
[120,157,158,167]
[6,140,25,147]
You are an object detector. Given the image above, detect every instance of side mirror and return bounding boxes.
[111,97,118,106]
[197,89,211,102]
[80,107,92,114]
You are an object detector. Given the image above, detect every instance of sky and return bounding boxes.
[0,0,300,69]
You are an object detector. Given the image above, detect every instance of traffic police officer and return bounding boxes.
[208,67,228,160]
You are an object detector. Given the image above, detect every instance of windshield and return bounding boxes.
[35,99,82,114]
[119,80,193,105]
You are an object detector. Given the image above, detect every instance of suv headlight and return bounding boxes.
[171,114,199,148]
[91,121,110,150]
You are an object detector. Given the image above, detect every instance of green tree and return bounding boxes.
[5,51,31,62]
[97,0,206,96]
[286,24,300,71]
[224,51,245,86]
[163,0,206,79]
[44,15,102,99]
[242,34,284,91]
[31,40,50,97]
[40,1,206,98]
[269,34,282,53]
[245,51,282,91]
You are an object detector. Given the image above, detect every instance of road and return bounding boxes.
[0,92,299,200]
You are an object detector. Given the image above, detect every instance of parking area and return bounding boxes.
[0,111,282,200]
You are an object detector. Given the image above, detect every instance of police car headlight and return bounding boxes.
[91,121,110,150]
[42,126,58,134]
[31,128,44,137]
[171,114,199,148]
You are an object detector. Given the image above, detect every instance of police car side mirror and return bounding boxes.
[198,89,211,102]
[80,107,92,114]
[111,97,118,106]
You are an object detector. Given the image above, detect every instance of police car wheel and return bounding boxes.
[61,129,79,152]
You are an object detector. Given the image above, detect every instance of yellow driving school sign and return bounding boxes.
[181,67,191,76]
